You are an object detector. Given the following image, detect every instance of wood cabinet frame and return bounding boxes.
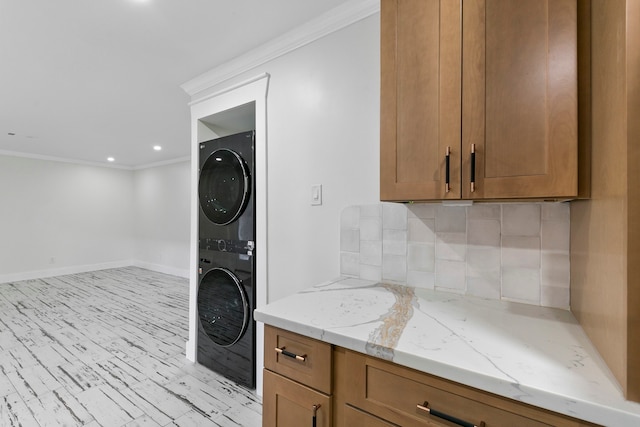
[381,0,589,201]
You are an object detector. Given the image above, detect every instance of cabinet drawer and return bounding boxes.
[344,350,598,427]
[344,405,397,427]
[264,325,332,394]
[263,369,331,427]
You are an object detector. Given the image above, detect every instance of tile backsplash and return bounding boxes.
[340,202,570,309]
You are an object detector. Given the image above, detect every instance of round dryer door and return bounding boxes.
[198,268,249,347]
[199,148,250,226]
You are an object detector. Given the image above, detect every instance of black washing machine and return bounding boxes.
[197,248,255,388]
[197,131,256,389]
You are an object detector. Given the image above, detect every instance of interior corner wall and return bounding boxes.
[193,14,381,302]
[132,161,191,278]
[0,155,135,282]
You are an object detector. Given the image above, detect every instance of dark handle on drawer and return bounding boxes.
[417,401,485,427]
[470,143,476,193]
[312,404,321,427]
[274,346,307,362]
[445,146,451,193]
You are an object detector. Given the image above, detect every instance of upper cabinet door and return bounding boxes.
[380,0,582,202]
[380,0,462,201]
[462,0,578,199]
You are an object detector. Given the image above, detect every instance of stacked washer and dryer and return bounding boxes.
[197,130,256,389]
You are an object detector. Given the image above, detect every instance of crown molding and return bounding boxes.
[188,72,270,107]
[0,150,190,171]
[180,0,380,97]
[0,150,134,170]
[133,156,190,171]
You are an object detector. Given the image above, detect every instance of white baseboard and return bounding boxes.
[132,260,189,279]
[0,260,133,284]
[0,260,190,284]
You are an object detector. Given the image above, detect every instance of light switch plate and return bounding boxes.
[311,184,322,206]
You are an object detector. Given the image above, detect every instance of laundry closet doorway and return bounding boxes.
[186,74,269,396]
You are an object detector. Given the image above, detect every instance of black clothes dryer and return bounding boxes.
[197,248,255,388]
[198,131,255,243]
[197,130,256,389]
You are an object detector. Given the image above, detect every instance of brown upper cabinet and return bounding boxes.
[380,0,587,201]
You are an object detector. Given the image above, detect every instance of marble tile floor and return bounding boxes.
[0,267,262,426]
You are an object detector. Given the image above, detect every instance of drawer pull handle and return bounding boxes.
[445,146,451,193]
[417,401,485,427]
[312,404,321,427]
[470,143,476,193]
[274,346,307,361]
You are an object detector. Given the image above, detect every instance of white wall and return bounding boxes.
[133,161,191,277]
[265,17,380,301]
[192,14,381,302]
[0,155,135,282]
[0,155,192,283]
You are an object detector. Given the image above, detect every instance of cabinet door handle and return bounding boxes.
[274,346,307,361]
[416,401,485,427]
[445,146,451,193]
[470,144,476,193]
[312,404,321,427]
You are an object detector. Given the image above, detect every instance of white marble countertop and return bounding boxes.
[254,277,640,427]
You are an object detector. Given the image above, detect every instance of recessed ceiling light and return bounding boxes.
[107,157,115,162]
[153,145,162,151]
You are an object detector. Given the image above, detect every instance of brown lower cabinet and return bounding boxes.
[262,326,333,427]
[343,405,397,427]
[340,350,598,427]
[263,326,599,427]
[262,370,331,427]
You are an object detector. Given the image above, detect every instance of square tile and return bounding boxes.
[468,219,500,246]
[341,206,360,229]
[501,236,540,268]
[467,246,501,277]
[466,247,501,299]
[340,252,359,277]
[542,202,570,221]
[408,203,437,219]
[383,229,407,256]
[360,265,382,282]
[383,203,408,230]
[435,260,466,293]
[436,233,466,262]
[501,268,540,304]
[382,254,407,283]
[502,204,541,236]
[408,218,436,243]
[407,243,435,272]
[360,217,381,241]
[361,240,382,266]
[467,204,501,220]
[541,286,570,309]
[541,252,570,288]
[407,271,435,289]
[360,204,382,218]
[435,206,467,233]
[467,277,501,300]
[541,220,570,252]
[340,228,359,252]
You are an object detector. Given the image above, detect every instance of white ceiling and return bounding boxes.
[0,0,347,168]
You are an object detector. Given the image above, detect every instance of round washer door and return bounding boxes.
[198,268,249,347]
[199,148,250,226]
